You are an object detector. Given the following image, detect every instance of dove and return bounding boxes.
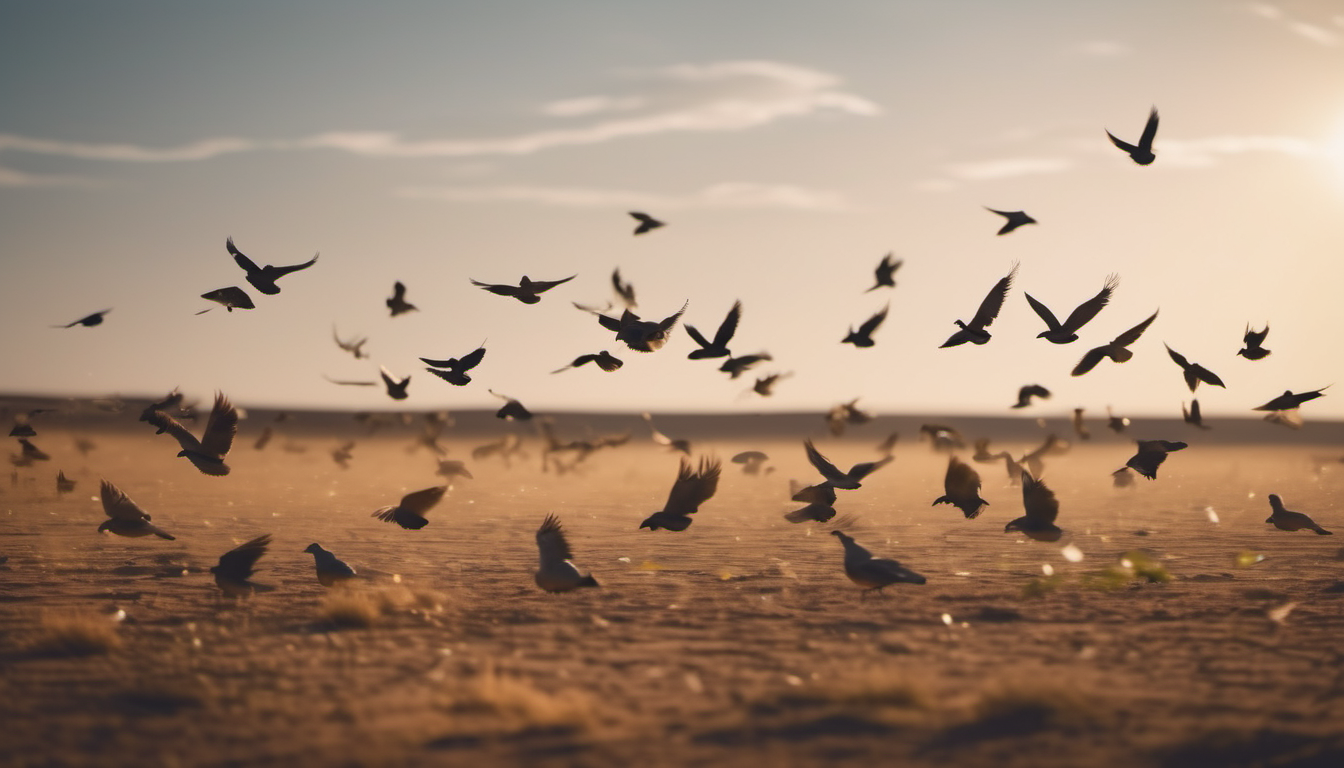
[226,237,318,295]
[534,514,599,592]
[803,439,891,490]
[96,480,174,539]
[55,309,111,328]
[489,390,533,421]
[629,211,664,235]
[1165,345,1225,392]
[1071,310,1159,376]
[941,262,1018,347]
[141,392,238,476]
[1265,494,1331,535]
[932,456,987,519]
[842,304,888,348]
[420,345,486,386]
[830,530,926,596]
[1182,400,1211,430]
[1253,387,1328,412]
[1004,470,1062,542]
[371,486,447,530]
[379,367,411,400]
[826,398,872,436]
[639,456,720,531]
[1012,385,1051,409]
[719,352,771,379]
[552,350,623,373]
[751,372,791,397]
[386,281,417,316]
[200,286,255,312]
[303,543,359,587]
[211,534,272,597]
[685,301,740,359]
[594,302,688,352]
[1024,274,1118,344]
[1237,324,1271,360]
[470,275,575,304]
[866,253,902,292]
[986,208,1036,235]
[611,268,636,308]
[333,326,369,359]
[1106,106,1159,165]
[1123,439,1187,480]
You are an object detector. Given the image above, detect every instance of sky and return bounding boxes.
[2,0,1344,420]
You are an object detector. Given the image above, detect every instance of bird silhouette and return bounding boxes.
[642,412,691,454]
[594,302,688,352]
[97,480,175,539]
[919,423,965,450]
[1071,310,1158,376]
[1165,345,1225,392]
[932,456,987,519]
[719,352,771,379]
[18,438,50,462]
[1072,408,1091,441]
[371,486,446,530]
[333,326,369,359]
[1004,471,1062,542]
[304,543,359,587]
[1182,399,1211,430]
[1237,324,1271,360]
[830,530,926,596]
[685,300,741,359]
[866,253,902,292]
[941,262,1017,347]
[1024,274,1118,343]
[470,275,575,304]
[420,345,486,386]
[1112,467,1136,488]
[730,450,770,475]
[1124,439,1187,480]
[986,208,1036,235]
[639,456,720,531]
[211,534,272,597]
[56,470,76,494]
[552,350,623,373]
[784,501,837,523]
[142,392,238,476]
[1253,387,1328,412]
[843,304,888,347]
[629,211,664,235]
[55,309,111,328]
[751,372,791,397]
[489,390,532,421]
[803,439,891,490]
[435,459,473,480]
[1106,406,1130,433]
[226,237,318,295]
[611,268,637,308]
[1265,494,1331,535]
[199,286,255,312]
[331,441,355,469]
[1012,384,1051,409]
[386,281,417,316]
[253,426,274,451]
[379,367,411,400]
[535,514,599,592]
[826,399,872,436]
[1107,107,1159,165]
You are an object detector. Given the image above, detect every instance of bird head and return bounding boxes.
[303,543,323,554]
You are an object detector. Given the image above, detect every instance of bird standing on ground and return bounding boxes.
[1025,274,1119,344]
[1237,324,1271,360]
[986,208,1036,235]
[535,514,599,592]
[639,456,721,531]
[866,253,902,291]
[212,534,272,597]
[142,393,238,476]
[830,530,926,596]
[843,304,888,348]
[371,486,447,530]
[55,309,111,328]
[1071,310,1159,376]
[470,275,575,304]
[1265,494,1331,535]
[304,543,359,586]
[1004,471,1062,542]
[1107,107,1159,165]
[420,345,486,386]
[226,237,319,295]
[932,456,988,519]
[386,281,417,316]
[941,262,1018,347]
[685,301,740,359]
[97,480,175,539]
[1165,345,1226,392]
[629,211,664,235]
[1124,439,1187,480]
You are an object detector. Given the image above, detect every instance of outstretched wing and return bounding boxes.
[268,252,319,277]
[857,304,888,336]
[226,237,260,274]
[470,279,518,297]
[457,346,487,372]
[945,456,982,497]
[142,409,202,452]
[1021,472,1059,525]
[216,534,271,581]
[391,281,408,301]
[968,262,1018,330]
[1023,293,1062,332]
[1113,310,1158,347]
[536,514,574,566]
[656,301,689,334]
[1071,346,1108,376]
[399,486,446,515]
[1244,324,1269,347]
[531,274,576,292]
[1060,274,1118,333]
[1139,107,1159,149]
[663,457,720,515]
[199,393,239,456]
[803,439,844,483]
[1165,344,1190,370]
[100,479,148,521]
[712,300,742,347]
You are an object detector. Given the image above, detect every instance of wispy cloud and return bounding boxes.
[1066,40,1133,57]
[1152,135,1319,167]
[0,134,259,162]
[944,157,1073,180]
[397,181,848,211]
[0,165,104,188]
[1248,2,1340,46]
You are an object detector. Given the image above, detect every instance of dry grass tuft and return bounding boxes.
[27,611,123,657]
[450,663,596,731]
[960,678,1101,738]
[317,591,381,629]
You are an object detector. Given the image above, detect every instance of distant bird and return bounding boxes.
[331,441,355,469]
[842,304,888,348]
[1165,345,1225,392]
[1124,439,1187,480]
[226,237,318,295]
[629,211,664,235]
[489,390,532,421]
[932,456,988,519]
[1265,494,1331,535]
[791,480,838,506]
[830,530,926,596]
[719,352,771,379]
[534,514,599,592]
[866,253,902,292]
[730,450,770,475]
[253,426,274,450]
[371,486,446,530]
[1004,471,1062,542]
[803,439,891,490]
[97,480,174,539]
[420,345,486,386]
[752,372,791,397]
[142,392,238,476]
[56,470,76,494]
[639,456,721,531]
[386,281,417,316]
[211,534,272,597]
[1024,275,1118,344]
[552,350,623,373]
[986,208,1036,235]
[1253,387,1328,412]
[333,326,369,359]
[1112,467,1136,488]
[301,543,358,587]
[1071,310,1159,376]
[642,412,691,454]
[784,501,836,524]
[1106,106,1159,166]
[18,438,50,462]
[1106,406,1130,434]
[919,423,965,450]
[379,367,410,400]
[139,389,187,428]
[594,302,688,352]
[941,262,1018,347]
[470,275,575,304]
[1182,400,1210,430]
[199,286,254,312]
[1072,408,1091,441]
[1012,384,1051,409]
[1237,324,1271,360]
[1021,434,1069,478]
[685,301,741,359]
[435,459,473,480]
[826,398,872,436]
[611,268,637,308]
[55,309,111,328]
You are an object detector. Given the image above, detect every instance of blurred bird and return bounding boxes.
[611,268,637,308]
[1265,494,1331,535]
[1182,400,1210,430]
[303,543,358,587]
[719,352,771,379]
[1106,406,1130,433]
[1012,384,1051,409]
[986,208,1036,235]
[639,456,721,531]
[642,412,691,454]
[97,480,175,539]
[56,470,76,494]
[331,441,354,469]
[830,530,926,596]
[685,300,741,359]
[791,480,838,506]
[875,431,898,456]
[226,237,318,295]
[1254,387,1328,412]
[866,253,902,292]
[1072,408,1091,441]
[842,304,888,348]
[1021,434,1069,478]
[1071,310,1159,376]
[253,426,273,450]
[1112,467,1136,488]
[1004,471,1062,542]
[371,486,447,530]
[55,309,111,328]
[535,514,599,592]
[18,438,49,462]
[333,326,369,359]
[199,286,254,312]
[211,534,272,597]
[1024,274,1118,344]
[629,211,664,235]
[142,392,238,476]
[932,456,987,519]
[420,344,486,386]
[435,459,473,480]
[594,301,688,352]
[379,367,411,400]
[751,372,791,397]
[1107,106,1159,165]
[1124,439,1187,480]
[784,501,836,524]
[941,262,1018,347]
[1165,345,1225,392]
[919,423,965,450]
[731,450,770,475]
[552,350,623,373]
[1237,324,1271,360]
[803,439,891,490]
[386,281,417,316]
[489,390,533,421]
[470,275,575,304]
[826,398,872,436]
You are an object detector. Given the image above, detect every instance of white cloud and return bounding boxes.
[1153,135,1319,167]
[540,95,646,117]
[1248,3,1340,45]
[1068,40,1133,57]
[945,157,1073,180]
[0,165,104,188]
[0,134,258,162]
[397,181,848,211]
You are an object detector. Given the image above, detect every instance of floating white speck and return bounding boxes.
[941,612,953,626]
[684,672,704,693]
[1247,492,1256,499]
[1042,563,1055,576]
[1061,544,1084,563]
[954,571,972,577]
[784,674,803,686]
[1120,558,1133,569]
[1268,601,1297,624]
[392,573,402,583]
[617,556,632,563]
[1205,506,1220,524]
[110,608,126,623]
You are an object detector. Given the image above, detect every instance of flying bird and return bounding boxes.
[638,456,721,531]
[97,480,175,540]
[420,345,486,386]
[752,372,791,397]
[1012,384,1051,409]
[826,399,873,437]
[941,262,1018,347]
[142,392,238,476]
[1106,406,1130,434]
[304,543,359,587]
[932,456,988,519]
[629,211,664,235]
[56,470,76,494]
[386,281,417,316]
[1182,400,1211,430]
[1265,494,1331,535]
[1107,106,1159,165]
[719,352,771,379]
[1237,324,1271,360]
[211,534,272,597]
[803,439,891,490]
[470,275,575,304]
[1024,274,1119,344]
[611,268,636,308]
[842,304,888,348]
[379,367,411,400]
[331,441,355,469]
[1004,471,1063,542]
[489,390,532,421]
[830,530,926,596]
[986,208,1037,235]
[323,374,376,387]
[1253,387,1328,412]
[333,326,369,359]
[1124,439,1187,480]
[1165,345,1226,392]
[685,301,740,359]
[552,350,623,373]
[642,412,691,454]
[371,486,447,530]
[18,438,50,462]
[730,450,770,475]
[55,309,111,328]
[866,253,902,292]
[1072,408,1091,441]
[919,423,965,451]
[226,237,319,295]
[534,514,599,592]
[199,286,255,312]
[594,302,688,352]
[435,459,473,480]
[1071,310,1159,376]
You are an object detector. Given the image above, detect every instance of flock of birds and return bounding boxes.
[30,106,1338,598]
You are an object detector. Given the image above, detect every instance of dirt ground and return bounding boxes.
[2,415,1343,768]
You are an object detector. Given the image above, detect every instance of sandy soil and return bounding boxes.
[2,417,1343,768]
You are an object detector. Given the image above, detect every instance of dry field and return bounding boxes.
[2,415,1343,768]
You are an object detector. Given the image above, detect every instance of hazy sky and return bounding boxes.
[3,1,1344,420]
